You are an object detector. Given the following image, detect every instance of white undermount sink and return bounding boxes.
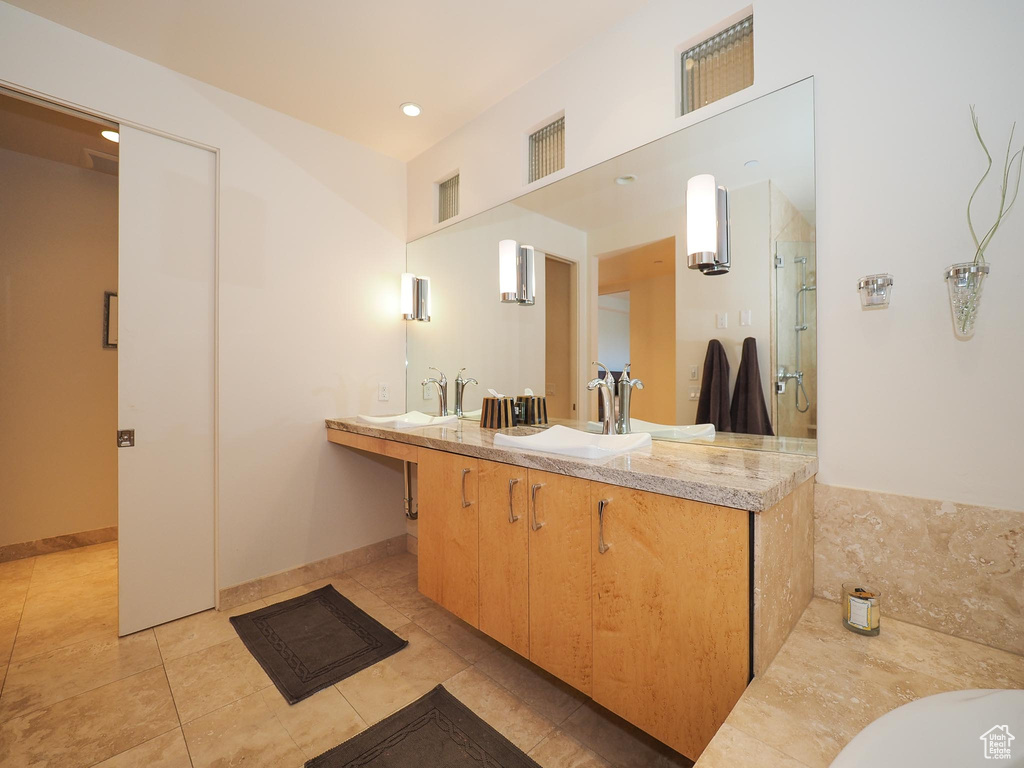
[357,411,457,429]
[586,419,716,441]
[493,424,651,459]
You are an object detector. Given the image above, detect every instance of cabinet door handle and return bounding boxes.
[598,498,611,554]
[461,468,472,508]
[530,483,546,530]
[507,478,521,523]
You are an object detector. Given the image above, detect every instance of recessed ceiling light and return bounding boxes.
[744,159,759,168]
[614,174,637,185]
[401,102,422,117]
[101,130,120,143]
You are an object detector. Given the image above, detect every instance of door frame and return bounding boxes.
[0,78,223,608]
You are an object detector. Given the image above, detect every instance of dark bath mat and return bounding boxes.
[307,685,542,767]
[230,584,407,704]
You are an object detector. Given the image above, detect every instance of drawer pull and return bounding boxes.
[507,478,521,523]
[530,483,546,530]
[598,498,612,554]
[461,468,472,507]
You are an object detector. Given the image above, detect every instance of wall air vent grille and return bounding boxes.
[681,15,754,116]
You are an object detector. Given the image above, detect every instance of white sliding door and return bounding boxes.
[117,125,216,635]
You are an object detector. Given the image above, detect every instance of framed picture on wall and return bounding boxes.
[104,291,118,348]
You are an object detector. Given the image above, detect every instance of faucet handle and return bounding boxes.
[455,367,466,382]
[621,362,631,381]
[586,377,608,391]
[631,378,644,390]
[428,366,446,384]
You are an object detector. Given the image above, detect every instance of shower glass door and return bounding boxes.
[773,241,817,440]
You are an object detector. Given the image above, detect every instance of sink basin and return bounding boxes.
[493,424,651,459]
[586,419,716,441]
[357,411,457,429]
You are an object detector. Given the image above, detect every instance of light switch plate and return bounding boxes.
[740,309,752,326]
[689,387,699,401]
[716,312,728,329]
[377,383,390,402]
[423,383,434,400]
[689,365,699,381]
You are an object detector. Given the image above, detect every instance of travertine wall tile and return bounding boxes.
[814,484,1023,655]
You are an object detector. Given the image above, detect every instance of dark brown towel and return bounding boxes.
[696,340,731,432]
[730,337,774,436]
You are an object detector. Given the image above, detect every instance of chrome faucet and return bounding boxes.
[587,361,616,435]
[421,367,448,416]
[614,363,644,434]
[454,368,478,418]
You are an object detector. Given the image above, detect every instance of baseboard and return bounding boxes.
[218,534,408,611]
[0,526,118,563]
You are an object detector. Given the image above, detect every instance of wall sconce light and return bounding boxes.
[498,240,536,305]
[857,273,894,309]
[401,272,431,321]
[686,174,731,275]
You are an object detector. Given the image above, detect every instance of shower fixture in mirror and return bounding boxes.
[405,77,816,454]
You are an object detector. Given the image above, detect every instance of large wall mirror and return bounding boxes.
[406,78,815,454]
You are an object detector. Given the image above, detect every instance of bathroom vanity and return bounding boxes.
[326,418,816,759]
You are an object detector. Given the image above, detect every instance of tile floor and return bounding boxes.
[0,542,690,767]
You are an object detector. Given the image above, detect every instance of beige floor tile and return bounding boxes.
[529,729,614,768]
[415,605,501,663]
[0,664,6,693]
[476,645,587,724]
[164,636,273,723]
[0,629,162,722]
[371,573,440,622]
[0,666,179,768]
[347,553,418,591]
[30,541,118,586]
[261,576,335,604]
[444,667,555,752]
[335,622,469,725]
[93,727,193,768]
[154,598,265,663]
[12,569,118,662]
[0,558,34,611]
[182,690,306,768]
[562,700,692,768]
[260,685,367,759]
[695,723,808,768]
[0,607,21,664]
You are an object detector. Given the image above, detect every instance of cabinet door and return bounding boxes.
[591,484,750,759]
[477,460,530,656]
[528,469,592,694]
[417,449,480,626]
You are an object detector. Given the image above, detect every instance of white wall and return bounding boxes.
[408,0,1024,511]
[0,3,410,587]
[0,148,118,546]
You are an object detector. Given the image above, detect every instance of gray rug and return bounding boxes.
[230,585,407,704]
[307,685,542,767]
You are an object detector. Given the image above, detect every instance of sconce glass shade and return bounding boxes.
[686,173,717,267]
[499,239,519,302]
[401,272,416,320]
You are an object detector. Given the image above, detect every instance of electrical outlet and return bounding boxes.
[689,365,699,381]
[716,312,728,329]
[423,383,434,400]
[377,383,390,402]
[740,309,752,326]
[546,382,556,396]
[689,387,699,401]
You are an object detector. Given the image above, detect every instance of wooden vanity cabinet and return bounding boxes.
[590,483,750,757]
[527,469,593,695]
[416,449,480,627]
[477,460,530,657]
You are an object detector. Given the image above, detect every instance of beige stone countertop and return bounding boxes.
[695,598,1024,767]
[325,417,817,512]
